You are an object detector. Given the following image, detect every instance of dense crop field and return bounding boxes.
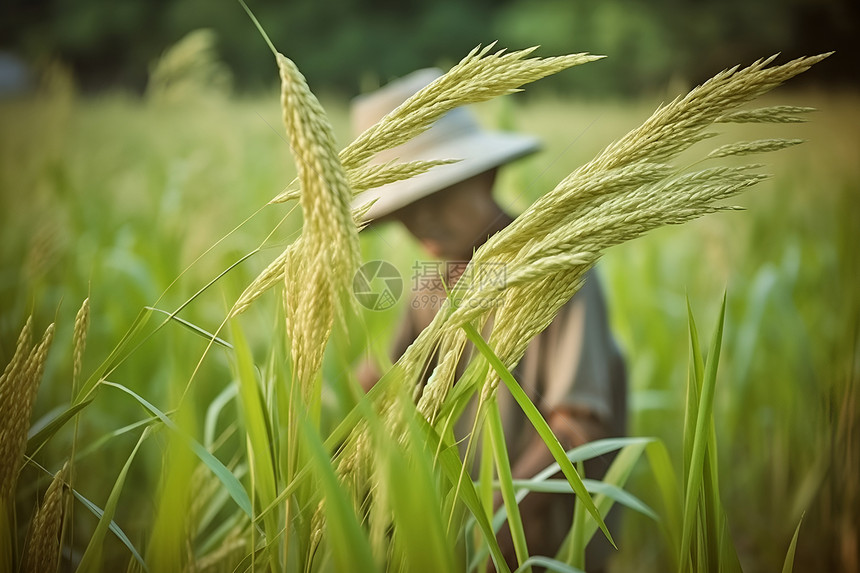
[1,54,857,572]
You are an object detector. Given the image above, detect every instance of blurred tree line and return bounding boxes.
[2,0,856,96]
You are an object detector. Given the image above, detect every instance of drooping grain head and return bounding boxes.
[408,54,830,411]
[269,46,600,208]
[0,316,32,414]
[276,52,361,395]
[341,45,603,173]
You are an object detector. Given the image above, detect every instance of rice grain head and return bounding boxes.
[23,222,62,284]
[348,159,459,194]
[271,158,460,204]
[404,53,830,413]
[276,52,361,395]
[417,344,466,425]
[707,138,805,158]
[195,533,247,573]
[309,499,326,559]
[270,44,602,205]
[0,317,33,419]
[0,320,54,502]
[22,462,68,573]
[73,297,90,389]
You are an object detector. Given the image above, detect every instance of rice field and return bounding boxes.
[0,48,858,572]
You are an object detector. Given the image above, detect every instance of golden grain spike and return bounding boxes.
[0,320,54,502]
[708,138,805,158]
[72,298,90,388]
[0,316,33,408]
[717,105,817,124]
[276,52,360,392]
[348,159,459,194]
[340,46,601,172]
[417,345,464,424]
[231,239,298,317]
[395,54,832,408]
[22,462,68,573]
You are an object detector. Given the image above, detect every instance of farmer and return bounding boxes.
[353,69,627,572]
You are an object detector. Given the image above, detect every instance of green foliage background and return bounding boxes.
[3,0,858,94]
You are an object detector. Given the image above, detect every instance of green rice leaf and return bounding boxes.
[682,295,704,483]
[294,406,378,573]
[687,296,722,571]
[461,322,613,548]
[71,488,148,572]
[556,440,649,558]
[147,306,233,349]
[536,437,654,473]
[74,416,159,461]
[75,307,153,404]
[477,425,496,571]
[77,428,149,572]
[488,398,530,569]
[485,440,657,566]
[383,399,457,572]
[415,415,512,573]
[645,441,682,570]
[503,479,657,521]
[203,383,238,449]
[699,447,722,572]
[781,513,805,573]
[102,380,253,517]
[717,507,744,573]
[565,460,588,568]
[513,556,586,573]
[230,320,278,539]
[679,293,727,570]
[26,396,95,455]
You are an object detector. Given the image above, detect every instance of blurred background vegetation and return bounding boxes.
[3,0,859,96]
[1,1,858,572]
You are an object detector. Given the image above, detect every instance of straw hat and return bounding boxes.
[350,68,541,222]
